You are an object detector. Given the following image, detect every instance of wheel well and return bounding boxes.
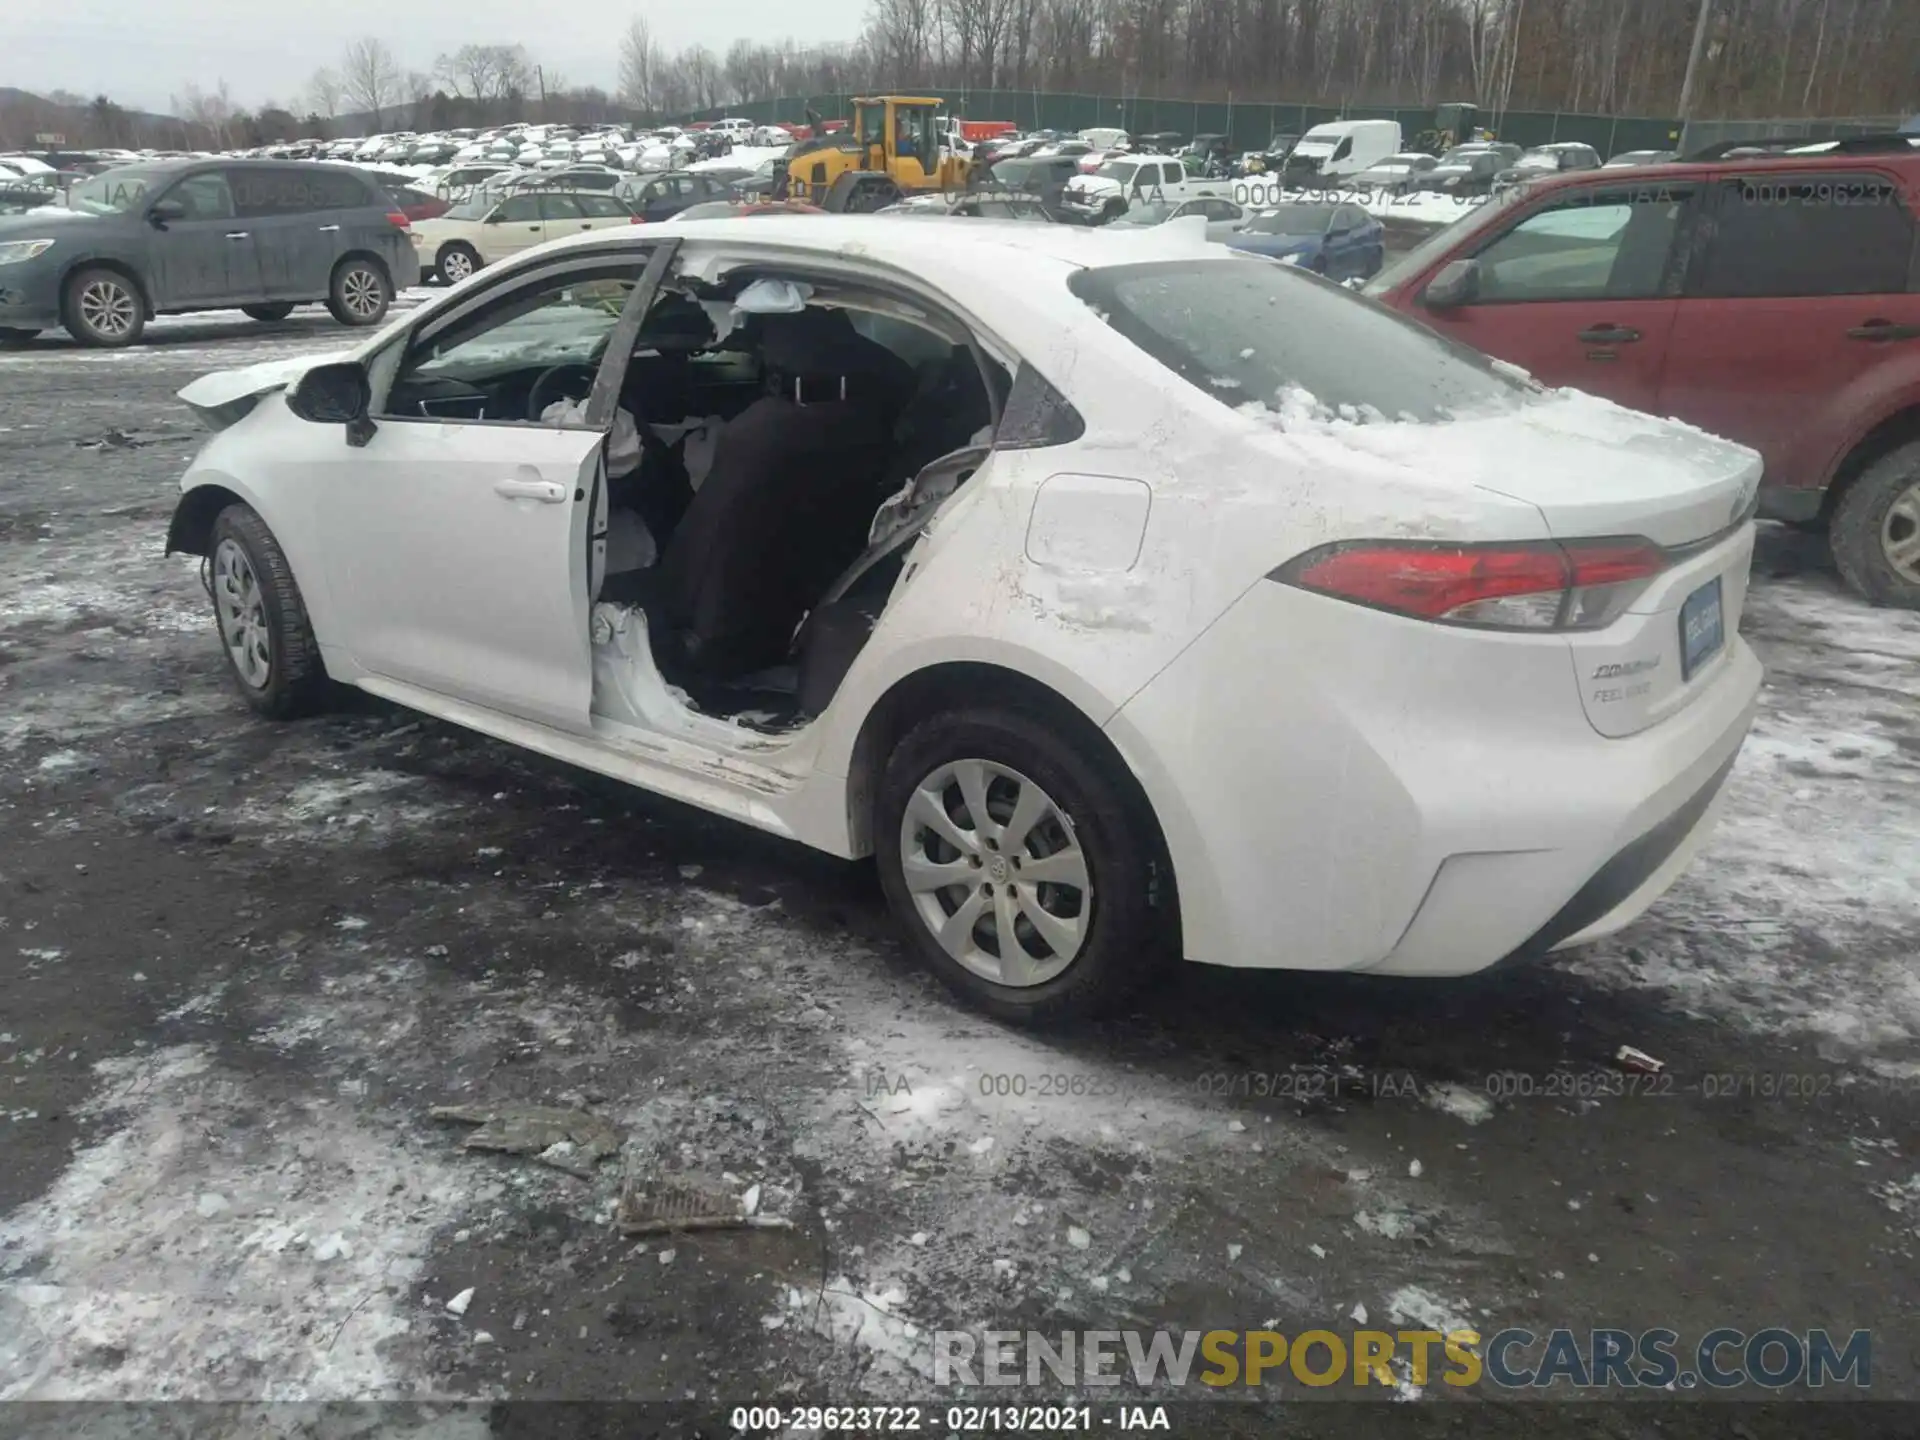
[333,250,391,284]
[166,485,244,557]
[59,259,153,320]
[846,662,1180,936]
[1824,404,1920,517]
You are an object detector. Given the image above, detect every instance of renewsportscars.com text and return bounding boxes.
[934,1327,1870,1390]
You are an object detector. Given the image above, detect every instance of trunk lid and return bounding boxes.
[1334,387,1761,550]
[1331,388,1761,739]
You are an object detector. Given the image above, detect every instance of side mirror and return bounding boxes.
[1423,258,1481,310]
[148,198,187,227]
[287,362,371,427]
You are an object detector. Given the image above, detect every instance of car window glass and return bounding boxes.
[1470,188,1690,301]
[496,195,542,223]
[1071,259,1528,424]
[1331,138,1352,160]
[539,193,584,221]
[1698,176,1914,297]
[165,171,235,221]
[384,271,642,420]
[232,166,367,216]
[578,193,626,218]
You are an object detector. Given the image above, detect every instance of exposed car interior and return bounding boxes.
[376,258,1009,730]
[593,271,1005,728]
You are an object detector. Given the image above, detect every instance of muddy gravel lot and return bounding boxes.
[1,308,1918,1439]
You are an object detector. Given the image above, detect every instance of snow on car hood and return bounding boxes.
[177,350,350,417]
[1255,385,1761,549]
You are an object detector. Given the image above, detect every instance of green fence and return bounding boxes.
[686,91,1686,157]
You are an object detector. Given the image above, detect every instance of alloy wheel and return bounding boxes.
[1881,480,1920,584]
[442,250,474,282]
[79,278,137,339]
[897,758,1092,988]
[340,267,384,319]
[213,538,271,690]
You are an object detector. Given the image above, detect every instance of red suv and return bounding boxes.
[1366,141,1920,607]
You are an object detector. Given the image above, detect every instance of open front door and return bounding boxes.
[309,244,676,734]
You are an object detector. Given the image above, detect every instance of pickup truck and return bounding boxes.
[1060,155,1225,222]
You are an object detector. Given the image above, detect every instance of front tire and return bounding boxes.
[326,257,391,328]
[62,268,145,348]
[876,705,1175,1024]
[242,302,296,322]
[1831,440,1920,608]
[208,505,330,720]
[436,242,481,286]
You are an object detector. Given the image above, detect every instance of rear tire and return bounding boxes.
[242,302,296,322]
[326,257,391,328]
[208,505,330,720]
[876,704,1176,1024]
[436,242,481,286]
[0,327,37,346]
[1831,439,1920,608]
[62,267,145,348]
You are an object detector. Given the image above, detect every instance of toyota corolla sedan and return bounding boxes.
[165,218,1762,1023]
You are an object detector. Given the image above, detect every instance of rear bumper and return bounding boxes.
[1105,581,1763,977]
[1757,483,1822,524]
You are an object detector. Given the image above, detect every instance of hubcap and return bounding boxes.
[341,268,383,318]
[213,538,271,690]
[443,251,473,281]
[79,279,136,337]
[898,758,1091,988]
[1882,480,1920,584]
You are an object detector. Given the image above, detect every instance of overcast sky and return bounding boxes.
[4,0,865,113]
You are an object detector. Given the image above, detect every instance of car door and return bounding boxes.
[480,193,546,261]
[144,169,262,308]
[575,192,638,233]
[539,191,595,238]
[1657,169,1920,489]
[1417,181,1698,412]
[304,244,675,732]
[232,166,336,301]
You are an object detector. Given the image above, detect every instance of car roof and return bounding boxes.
[1502,145,1920,191]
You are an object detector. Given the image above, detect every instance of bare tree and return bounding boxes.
[618,18,660,111]
[307,67,343,119]
[340,36,402,128]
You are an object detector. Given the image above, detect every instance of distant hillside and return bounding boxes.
[0,87,186,150]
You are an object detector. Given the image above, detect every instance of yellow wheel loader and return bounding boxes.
[779,97,971,212]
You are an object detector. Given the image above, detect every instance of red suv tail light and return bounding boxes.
[1270,537,1668,631]
[385,210,411,229]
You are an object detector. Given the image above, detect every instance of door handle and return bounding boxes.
[224,231,250,241]
[1578,324,1641,344]
[1847,320,1920,342]
[317,224,341,233]
[493,478,568,503]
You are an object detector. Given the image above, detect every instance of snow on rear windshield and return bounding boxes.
[1069,259,1530,425]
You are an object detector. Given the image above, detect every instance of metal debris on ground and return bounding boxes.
[1614,1045,1667,1075]
[430,1102,623,1178]
[616,1175,796,1236]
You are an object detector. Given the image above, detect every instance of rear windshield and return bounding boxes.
[1070,259,1529,424]
[1247,205,1337,233]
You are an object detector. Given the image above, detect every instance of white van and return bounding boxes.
[1283,119,1403,181]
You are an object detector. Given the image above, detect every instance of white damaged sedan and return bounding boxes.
[167,217,1762,1022]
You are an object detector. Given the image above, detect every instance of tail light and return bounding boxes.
[385,210,411,229]
[629,215,645,224]
[1270,538,1668,631]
